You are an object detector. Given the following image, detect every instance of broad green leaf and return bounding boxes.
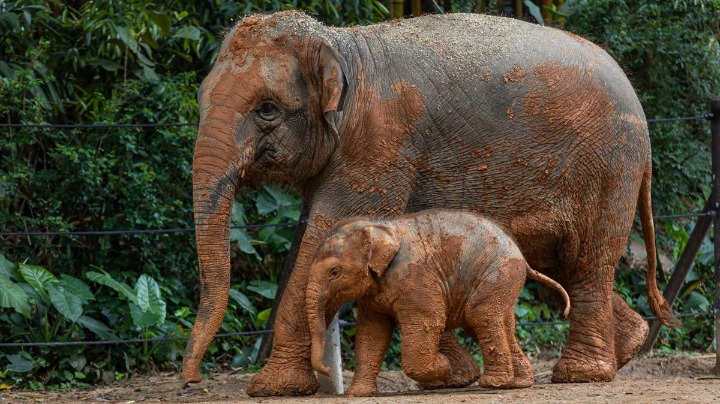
[519,287,534,301]
[255,190,278,216]
[173,26,201,41]
[77,316,119,341]
[86,270,137,305]
[523,0,545,25]
[134,275,164,313]
[6,354,33,373]
[229,289,256,314]
[69,355,86,371]
[258,225,293,253]
[231,347,253,369]
[0,254,17,279]
[684,291,710,311]
[230,228,259,257]
[130,302,165,328]
[47,283,84,322]
[130,275,166,328]
[256,185,301,219]
[263,185,298,208]
[149,11,171,37]
[174,306,191,318]
[134,275,153,312]
[59,275,94,304]
[247,280,277,300]
[18,263,57,302]
[231,201,248,225]
[0,276,31,318]
[256,308,272,327]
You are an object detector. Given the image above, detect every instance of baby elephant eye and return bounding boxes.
[255,101,281,121]
[328,267,340,279]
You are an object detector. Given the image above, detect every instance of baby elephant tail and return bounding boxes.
[525,265,571,318]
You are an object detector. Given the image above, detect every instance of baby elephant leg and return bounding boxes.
[504,306,534,388]
[466,260,525,388]
[469,312,515,388]
[399,317,452,384]
[418,332,481,390]
[348,306,394,397]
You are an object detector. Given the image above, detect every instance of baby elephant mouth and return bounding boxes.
[255,142,277,162]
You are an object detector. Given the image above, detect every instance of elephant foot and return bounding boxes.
[504,375,534,389]
[247,361,320,397]
[418,371,480,390]
[613,294,649,369]
[478,371,514,388]
[505,353,534,388]
[419,332,481,390]
[347,382,377,397]
[551,355,616,383]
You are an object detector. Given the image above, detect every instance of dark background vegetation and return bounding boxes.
[1,0,719,390]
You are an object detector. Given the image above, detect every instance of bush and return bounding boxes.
[1,0,718,389]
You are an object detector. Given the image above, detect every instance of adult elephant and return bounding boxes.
[182,11,680,396]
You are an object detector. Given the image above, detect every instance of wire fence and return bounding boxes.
[0,221,305,237]
[1,309,716,348]
[0,112,717,349]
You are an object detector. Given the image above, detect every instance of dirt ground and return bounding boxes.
[4,352,720,403]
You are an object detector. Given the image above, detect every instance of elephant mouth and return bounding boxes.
[255,142,277,162]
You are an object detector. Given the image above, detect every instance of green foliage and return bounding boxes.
[0,255,170,387]
[1,0,718,389]
[564,0,720,215]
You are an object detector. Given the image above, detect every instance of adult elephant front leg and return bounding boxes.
[246,222,330,396]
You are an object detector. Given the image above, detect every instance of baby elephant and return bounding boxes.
[307,209,570,396]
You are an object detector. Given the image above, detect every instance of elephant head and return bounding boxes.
[182,13,347,384]
[306,221,400,376]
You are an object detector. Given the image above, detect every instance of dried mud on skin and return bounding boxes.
[5,353,720,403]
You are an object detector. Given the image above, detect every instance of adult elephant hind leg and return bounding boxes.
[418,331,481,390]
[551,264,617,383]
[613,293,649,369]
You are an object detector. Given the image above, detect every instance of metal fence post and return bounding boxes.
[317,314,344,394]
[711,100,720,376]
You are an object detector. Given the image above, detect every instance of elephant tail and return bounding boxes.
[639,163,682,328]
[525,265,570,318]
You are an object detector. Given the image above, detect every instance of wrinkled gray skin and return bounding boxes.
[183,10,678,396]
[307,210,571,396]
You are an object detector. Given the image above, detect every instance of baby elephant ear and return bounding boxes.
[363,225,400,280]
[319,42,346,139]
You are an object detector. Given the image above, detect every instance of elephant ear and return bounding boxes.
[319,42,346,140]
[362,225,400,280]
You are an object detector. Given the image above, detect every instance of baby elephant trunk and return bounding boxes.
[306,285,331,376]
[526,265,571,317]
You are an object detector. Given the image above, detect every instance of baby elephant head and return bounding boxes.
[306,221,400,375]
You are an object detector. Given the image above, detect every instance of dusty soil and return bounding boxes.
[4,352,720,403]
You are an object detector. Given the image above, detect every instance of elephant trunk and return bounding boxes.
[306,283,331,376]
[182,129,248,386]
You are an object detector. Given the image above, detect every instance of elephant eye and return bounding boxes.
[328,267,340,279]
[255,101,281,121]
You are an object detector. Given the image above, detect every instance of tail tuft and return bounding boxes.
[648,289,682,328]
